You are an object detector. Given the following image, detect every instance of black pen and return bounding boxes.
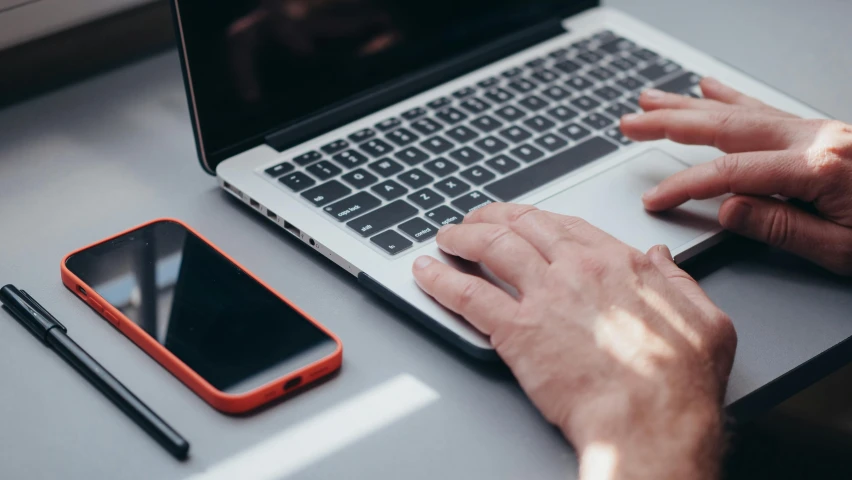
[0,284,190,460]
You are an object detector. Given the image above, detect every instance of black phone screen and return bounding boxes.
[65,220,338,394]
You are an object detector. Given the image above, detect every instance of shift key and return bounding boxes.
[347,200,418,237]
[324,192,381,222]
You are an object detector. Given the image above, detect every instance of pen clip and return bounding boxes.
[19,289,67,333]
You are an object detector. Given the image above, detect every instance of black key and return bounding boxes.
[265,161,294,177]
[293,151,322,166]
[477,77,500,88]
[486,154,521,174]
[325,191,381,222]
[341,169,379,189]
[375,117,402,132]
[410,117,444,136]
[593,85,623,101]
[566,76,595,91]
[599,37,636,54]
[370,230,413,255]
[347,200,418,237]
[399,217,438,242]
[608,56,637,72]
[349,128,376,143]
[518,95,548,112]
[548,47,569,59]
[368,158,404,177]
[531,69,559,84]
[525,57,547,68]
[558,123,592,142]
[453,86,476,99]
[617,76,645,92]
[593,30,617,42]
[361,138,395,157]
[510,144,545,163]
[502,67,523,78]
[499,125,533,143]
[427,97,452,110]
[420,136,455,155]
[625,94,641,107]
[394,146,430,166]
[474,136,509,155]
[426,206,464,227]
[523,115,556,133]
[433,176,471,197]
[581,112,615,130]
[508,78,537,94]
[459,97,491,114]
[571,39,593,51]
[279,171,316,192]
[632,48,659,62]
[587,66,616,81]
[638,60,681,81]
[321,139,349,154]
[460,165,496,185]
[332,149,369,169]
[386,128,419,146]
[542,85,571,101]
[535,133,568,152]
[605,127,632,146]
[449,147,485,166]
[407,188,445,209]
[435,107,468,125]
[577,50,604,64]
[451,191,495,214]
[423,157,459,177]
[398,168,434,188]
[494,105,526,121]
[554,59,582,75]
[483,88,515,104]
[446,125,479,143]
[401,107,427,121]
[306,160,342,180]
[371,180,408,200]
[470,115,503,133]
[605,102,636,118]
[547,105,579,122]
[571,95,601,111]
[301,180,352,206]
[656,71,702,94]
[485,137,619,201]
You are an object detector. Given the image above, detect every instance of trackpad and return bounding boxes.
[534,149,723,254]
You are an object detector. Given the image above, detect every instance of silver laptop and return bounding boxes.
[170,1,822,359]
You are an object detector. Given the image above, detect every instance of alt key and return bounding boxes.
[370,230,413,255]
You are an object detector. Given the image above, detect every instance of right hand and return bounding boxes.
[620,78,852,275]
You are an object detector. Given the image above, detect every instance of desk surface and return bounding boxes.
[2,1,851,478]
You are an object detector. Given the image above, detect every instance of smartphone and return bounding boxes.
[61,219,342,413]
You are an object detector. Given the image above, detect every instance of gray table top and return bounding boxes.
[1,1,851,478]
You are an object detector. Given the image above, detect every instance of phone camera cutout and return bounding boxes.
[77,285,87,296]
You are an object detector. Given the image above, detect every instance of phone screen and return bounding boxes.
[65,220,338,395]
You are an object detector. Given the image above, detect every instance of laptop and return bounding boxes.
[170,1,822,359]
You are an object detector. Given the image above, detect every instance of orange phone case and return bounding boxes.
[60,218,343,414]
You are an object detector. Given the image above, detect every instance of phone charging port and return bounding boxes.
[284,376,302,390]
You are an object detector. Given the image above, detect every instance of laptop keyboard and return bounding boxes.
[261,29,702,256]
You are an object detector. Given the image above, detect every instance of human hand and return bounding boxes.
[620,78,852,275]
[412,203,736,480]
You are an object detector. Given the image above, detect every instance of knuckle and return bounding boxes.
[765,207,792,248]
[576,254,608,280]
[713,153,740,183]
[708,311,738,357]
[456,278,484,312]
[506,205,542,229]
[626,248,654,272]
[483,225,514,253]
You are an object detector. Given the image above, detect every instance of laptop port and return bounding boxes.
[249,198,260,209]
[283,221,300,237]
[266,210,277,220]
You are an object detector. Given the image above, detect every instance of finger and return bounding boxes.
[639,88,747,113]
[719,196,852,275]
[642,151,816,211]
[646,245,718,318]
[435,223,548,291]
[619,109,804,153]
[700,77,797,118]
[412,256,519,335]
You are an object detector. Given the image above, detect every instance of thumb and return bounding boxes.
[719,195,852,275]
[646,244,716,314]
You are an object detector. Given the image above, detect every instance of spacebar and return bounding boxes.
[484,137,619,201]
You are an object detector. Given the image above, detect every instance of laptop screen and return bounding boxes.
[174,0,596,168]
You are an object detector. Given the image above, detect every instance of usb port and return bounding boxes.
[249,198,260,209]
[283,221,300,237]
[266,210,277,220]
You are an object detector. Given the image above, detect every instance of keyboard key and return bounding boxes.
[617,76,645,92]
[531,69,559,84]
[638,60,681,81]
[332,149,369,169]
[386,128,420,146]
[433,176,471,197]
[477,77,500,88]
[370,230,413,255]
[420,136,455,154]
[566,76,595,91]
[656,71,701,94]
[607,56,637,72]
[510,144,545,163]
[307,160,342,180]
[325,191,381,222]
[435,108,468,125]
[423,158,459,177]
[474,136,509,155]
[499,125,533,143]
[605,102,636,118]
[542,85,571,101]
[394,146,430,166]
[571,39,593,51]
[408,188,445,209]
[593,85,623,101]
[494,105,526,121]
[593,30,617,42]
[459,97,491,114]
[535,133,569,152]
[571,95,601,111]
[577,50,604,64]
[361,138,395,157]
[399,218,439,242]
[341,169,379,189]
[599,37,636,54]
[453,86,476,98]
[449,146,485,166]
[398,168,434,188]
[293,151,322,166]
[525,57,547,68]
[451,191,495,214]
[349,128,376,143]
[401,107,427,121]
[587,66,616,81]
[523,115,556,133]
[581,112,615,130]
[548,47,569,58]
[371,180,408,200]
[547,105,579,122]
[347,200,418,237]
[518,95,548,112]
[301,180,352,206]
[502,66,523,78]
[625,94,641,107]
[484,88,515,104]
[368,158,404,177]
[605,127,632,145]
[426,206,464,227]
[321,139,349,154]
[632,48,659,62]
[558,123,592,141]
[279,171,316,192]
[265,161,294,177]
[410,118,444,135]
[446,125,479,143]
[470,115,503,133]
[485,137,619,201]
[427,97,452,110]
[460,165,496,185]
[375,117,402,131]
[486,154,521,174]
[554,59,582,75]
[508,78,537,94]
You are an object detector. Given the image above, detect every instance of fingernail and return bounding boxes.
[656,245,673,260]
[703,76,719,86]
[413,256,433,270]
[643,89,665,99]
[723,201,752,231]
[621,113,640,123]
[439,224,455,234]
[642,185,659,200]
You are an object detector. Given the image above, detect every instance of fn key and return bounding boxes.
[370,230,413,255]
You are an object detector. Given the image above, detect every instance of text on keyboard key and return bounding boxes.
[486,154,521,174]
[420,136,455,155]
[451,191,495,214]
[301,180,352,206]
[386,128,420,146]
[581,112,615,130]
[265,162,294,177]
[324,191,382,222]
[547,105,579,122]
[375,117,402,131]
[518,95,548,111]
[474,136,509,154]
[410,118,444,135]
[370,230,413,255]
[321,139,349,154]
[401,107,427,121]
[535,133,569,152]
[279,171,316,192]
[435,107,468,125]
[361,138,395,157]
[332,149,369,169]
[368,158,404,177]
[510,144,545,163]
[484,88,515,104]
[470,115,503,133]
[293,151,322,166]
[397,168,434,188]
[423,157,459,177]
[426,206,464,226]
[371,179,408,200]
[494,105,526,121]
[558,123,592,142]
[341,169,379,189]
[446,125,479,143]
[394,146,430,166]
[349,128,376,143]
[399,218,438,242]
[460,166,496,185]
[407,188,445,209]
[449,147,485,166]
[433,176,471,197]
[347,200,418,237]
[307,160,342,180]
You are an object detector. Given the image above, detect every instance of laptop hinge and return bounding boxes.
[265,18,567,153]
